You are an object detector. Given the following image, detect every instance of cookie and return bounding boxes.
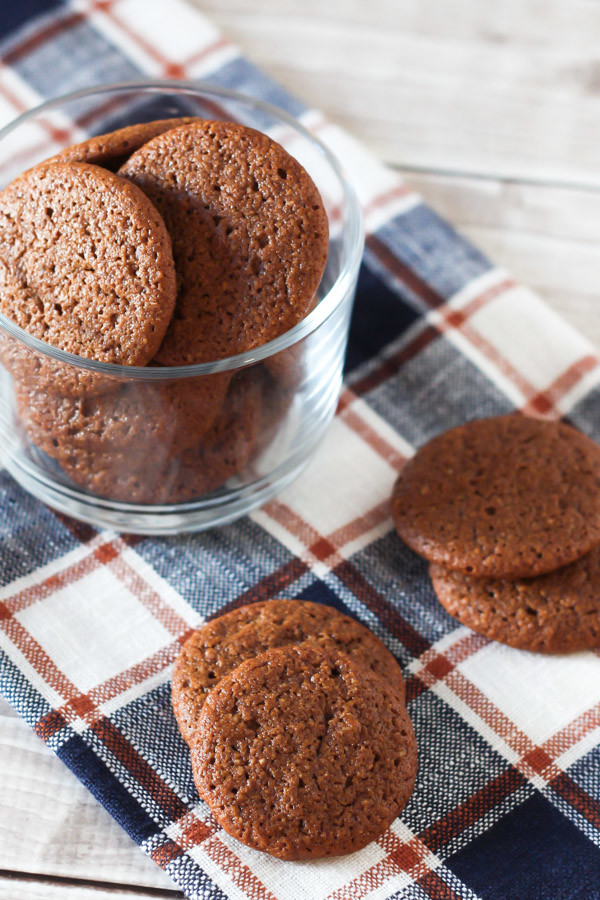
[118,119,329,364]
[392,415,600,578]
[14,370,230,456]
[47,118,196,171]
[0,329,119,399]
[191,644,418,860]
[0,161,176,365]
[45,369,261,504]
[430,546,600,654]
[172,598,405,744]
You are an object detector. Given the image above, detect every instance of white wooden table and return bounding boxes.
[1,1,599,897]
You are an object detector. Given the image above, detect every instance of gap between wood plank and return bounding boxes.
[0,870,182,898]
[392,162,600,195]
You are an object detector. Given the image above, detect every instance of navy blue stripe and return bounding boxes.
[0,0,65,45]
[57,734,158,845]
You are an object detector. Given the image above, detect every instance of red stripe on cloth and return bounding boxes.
[171,809,219,850]
[325,832,430,900]
[176,36,232,72]
[0,539,116,616]
[523,355,599,416]
[363,182,413,218]
[457,318,541,402]
[446,669,533,757]
[2,616,79,699]
[139,811,221,870]
[150,838,183,868]
[543,702,600,761]
[34,708,68,741]
[366,234,446,310]
[0,77,27,114]
[56,639,183,728]
[264,498,392,577]
[263,500,324,554]
[551,771,600,832]
[2,11,86,64]
[419,767,527,852]
[404,632,489,702]
[418,869,466,900]
[105,549,190,638]
[415,633,489,688]
[94,4,231,80]
[91,717,188,821]
[203,833,278,900]
[94,2,170,68]
[87,639,181,706]
[54,513,98,544]
[348,264,572,418]
[446,670,600,825]
[404,673,429,703]
[349,323,442,397]
[265,498,391,565]
[332,558,430,657]
[347,278,517,400]
[338,395,408,472]
[327,499,391,549]
[218,557,310,616]
[453,277,518,320]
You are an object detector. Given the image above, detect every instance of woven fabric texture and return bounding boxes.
[1,3,599,899]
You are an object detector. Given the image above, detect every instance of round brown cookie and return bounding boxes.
[191,644,417,860]
[0,161,176,365]
[429,546,600,653]
[0,341,119,399]
[172,598,405,744]
[118,119,329,365]
[14,370,230,456]
[392,415,600,578]
[46,118,196,171]
[45,369,261,504]
[161,368,264,503]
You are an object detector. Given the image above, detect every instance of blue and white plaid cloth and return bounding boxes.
[1,2,600,899]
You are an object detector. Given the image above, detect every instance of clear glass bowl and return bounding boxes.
[0,82,363,534]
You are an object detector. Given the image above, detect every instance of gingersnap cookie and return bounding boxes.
[118,119,329,364]
[14,370,230,457]
[172,598,405,744]
[161,368,264,503]
[430,545,600,654]
[0,328,119,399]
[45,368,261,504]
[47,118,196,170]
[0,161,176,365]
[191,644,417,860]
[392,415,600,578]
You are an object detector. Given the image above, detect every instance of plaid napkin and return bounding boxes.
[1,2,600,899]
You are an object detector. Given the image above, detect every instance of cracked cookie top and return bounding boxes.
[191,643,417,860]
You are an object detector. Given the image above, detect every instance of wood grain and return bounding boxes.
[190,0,600,186]
[189,0,600,349]
[0,700,177,894]
[0,874,180,899]
[399,170,600,349]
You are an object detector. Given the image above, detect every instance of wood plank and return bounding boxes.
[189,0,600,186]
[0,872,181,899]
[0,701,176,892]
[397,169,600,350]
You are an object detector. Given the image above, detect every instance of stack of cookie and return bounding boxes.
[392,414,600,653]
[0,118,329,503]
[172,599,418,859]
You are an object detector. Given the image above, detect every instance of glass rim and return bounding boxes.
[0,78,364,378]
